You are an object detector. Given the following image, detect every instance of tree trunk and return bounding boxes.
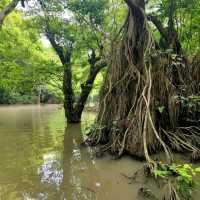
[37,86,41,104]
[93,0,156,158]
[64,60,106,123]
[45,21,106,123]
[63,64,77,123]
[89,0,199,162]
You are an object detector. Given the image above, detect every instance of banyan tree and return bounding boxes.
[89,0,200,163]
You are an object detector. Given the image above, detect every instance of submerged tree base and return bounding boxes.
[87,0,200,164]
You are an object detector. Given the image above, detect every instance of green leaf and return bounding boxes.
[158,106,165,113]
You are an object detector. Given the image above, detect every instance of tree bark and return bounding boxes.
[92,0,153,158]
[89,0,199,162]
[0,0,20,27]
[63,63,77,123]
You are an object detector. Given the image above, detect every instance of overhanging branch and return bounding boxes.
[0,0,20,27]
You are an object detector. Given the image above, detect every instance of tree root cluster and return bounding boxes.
[87,1,200,168]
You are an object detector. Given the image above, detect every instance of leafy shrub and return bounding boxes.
[154,163,200,199]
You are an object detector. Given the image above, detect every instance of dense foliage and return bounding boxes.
[0,2,63,104]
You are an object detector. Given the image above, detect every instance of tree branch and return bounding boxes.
[147,14,168,41]
[45,26,67,65]
[124,0,145,10]
[74,59,107,115]
[0,0,20,27]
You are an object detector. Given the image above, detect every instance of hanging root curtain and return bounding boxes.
[88,0,200,163]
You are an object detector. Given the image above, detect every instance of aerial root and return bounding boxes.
[162,181,181,200]
[87,4,200,165]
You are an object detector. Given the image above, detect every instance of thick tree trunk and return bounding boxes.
[89,0,199,162]
[0,0,19,27]
[93,0,156,158]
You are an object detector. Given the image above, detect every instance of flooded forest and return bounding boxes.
[0,0,200,199]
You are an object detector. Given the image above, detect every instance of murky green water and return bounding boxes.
[0,105,199,200]
[0,105,144,200]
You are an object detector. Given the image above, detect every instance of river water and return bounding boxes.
[0,105,199,200]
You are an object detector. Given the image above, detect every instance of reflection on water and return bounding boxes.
[0,105,199,200]
[61,124,95,200]
[0,105,143,200]
[39,152,63,186]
